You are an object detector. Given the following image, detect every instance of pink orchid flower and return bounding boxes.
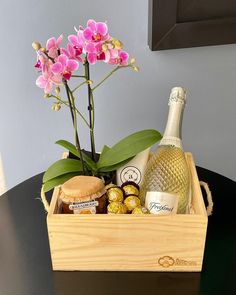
[67,28,98,64]
[34,60,41,68]
[61,43,83,62]
[34,51,47,69]
[108,50,129,66]
[36,60,62,93]
[46,35,63,59]
[34,20,132,94]
[86,52,104,64]
[82,20,110,64]
[85,42,108,64]
[68,29,85,49]
[51,54,79,80]
[83,19,109,43]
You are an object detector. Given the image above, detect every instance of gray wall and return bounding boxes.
[0,0,236,190]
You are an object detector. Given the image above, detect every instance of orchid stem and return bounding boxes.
[64,81,86,174]
[92,65,131,92]
[71,75,86,78]
[50,95,90,128]
[92,66,119,91]
[84,57,96,161]
[72,81,90,93]
[41,51,54,63]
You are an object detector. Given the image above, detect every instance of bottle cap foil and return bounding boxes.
[169,87,187,105]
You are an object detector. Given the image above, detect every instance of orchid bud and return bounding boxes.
[133,66,140,72]
[130,58,136,65]
[44,93,50,99]
[52,103,61,111]
[32,41,42,51]
[107,40,115,49]
[102,43,108,51]
[113,39,123,49]
[55,87,60,95]
[87,80,93,85]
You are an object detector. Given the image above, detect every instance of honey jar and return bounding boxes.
[60,176,107,214]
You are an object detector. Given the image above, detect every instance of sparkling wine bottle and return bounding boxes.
[140,87,190,214]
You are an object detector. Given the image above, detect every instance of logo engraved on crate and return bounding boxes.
[158,256,197,267]
[158,256,175,267]
[175,258,197,266]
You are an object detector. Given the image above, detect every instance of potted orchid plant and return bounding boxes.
[32,19,162,193]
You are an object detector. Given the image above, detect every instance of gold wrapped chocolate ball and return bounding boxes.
[107,186,124,203]
[121,181,139,197]
[124,195,141,212]
[132,206,150,214]
[107,202,127,214]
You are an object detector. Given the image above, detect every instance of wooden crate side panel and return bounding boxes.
[186,153,207,216]
[47,187,60,216]
[47,151,68,216]
[47,214,207,271]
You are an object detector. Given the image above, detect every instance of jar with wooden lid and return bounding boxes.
[60,176,107,214]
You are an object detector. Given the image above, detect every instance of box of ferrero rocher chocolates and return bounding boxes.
[58,175,150,215]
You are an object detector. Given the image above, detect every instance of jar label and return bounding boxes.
[145,192,178,215]
[69,200,99,214]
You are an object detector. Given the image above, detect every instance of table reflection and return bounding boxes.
[53,271,201,295]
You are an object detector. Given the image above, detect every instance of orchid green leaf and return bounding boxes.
[43,158,83,183]
[97,129,162,169]
[43,172,81,193]
[98,157,133,172]
[98,145,110,163]
[55,139,97,171]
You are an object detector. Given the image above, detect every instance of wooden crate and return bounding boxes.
[47,153,208,271]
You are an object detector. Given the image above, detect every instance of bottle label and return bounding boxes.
[116,148,150,186]
[145,192,178,215]
[119,165,142,184]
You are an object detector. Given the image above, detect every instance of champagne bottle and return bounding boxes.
[140,87,190,214]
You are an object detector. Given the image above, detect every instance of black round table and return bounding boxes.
[0,167,235,295]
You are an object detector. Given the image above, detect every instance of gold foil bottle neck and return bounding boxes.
[169,87,187,105]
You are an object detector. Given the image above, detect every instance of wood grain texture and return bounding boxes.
[47,153,208,271]
[186,153,207,216]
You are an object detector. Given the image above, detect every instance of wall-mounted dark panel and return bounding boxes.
[148,0,236,50]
